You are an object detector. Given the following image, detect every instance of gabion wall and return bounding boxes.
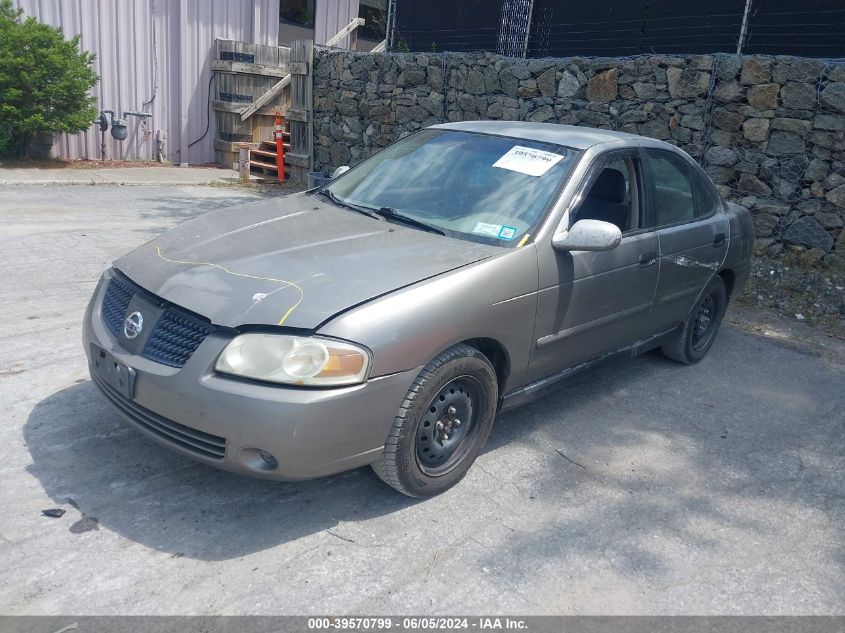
[313,50,845,276]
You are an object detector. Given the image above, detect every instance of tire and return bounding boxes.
[371,343,498,497]
[661,275,727,365]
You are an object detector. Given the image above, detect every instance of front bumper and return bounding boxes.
[83,272,420,481]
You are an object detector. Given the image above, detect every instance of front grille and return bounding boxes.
[143,309,213,367]
[101,274,213,368]
[93,374,227,459]
[102,275,133,336]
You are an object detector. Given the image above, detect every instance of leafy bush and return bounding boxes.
[0,0,98,157]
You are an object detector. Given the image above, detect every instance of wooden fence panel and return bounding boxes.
[288,39,314,183]
[212,39,292,167]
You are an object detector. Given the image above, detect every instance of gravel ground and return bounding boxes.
[0,185,843,615]
[740,255,845,340]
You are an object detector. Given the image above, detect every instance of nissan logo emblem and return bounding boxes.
[123,311,144,339]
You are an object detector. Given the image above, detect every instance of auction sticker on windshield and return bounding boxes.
[493,145,565,177]
[472,222,504,238]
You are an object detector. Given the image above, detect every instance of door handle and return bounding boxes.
[713,233,726,247]
[638,252,657,267]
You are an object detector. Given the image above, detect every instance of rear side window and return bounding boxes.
[646,149,716,227]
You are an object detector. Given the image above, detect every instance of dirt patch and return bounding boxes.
[727,302,845,368]
[214,179,308,195]
[738,254,844,345]
[0,158,230,170]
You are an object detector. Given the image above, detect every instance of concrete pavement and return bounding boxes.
[0,184,843,615]
[0,165,239,186]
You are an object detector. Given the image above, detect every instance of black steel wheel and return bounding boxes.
[372,344,498,497]
[661,275,727,365]
[415,376,482,476]
[691,293,717,352]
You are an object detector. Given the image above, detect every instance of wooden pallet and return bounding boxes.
[240,135,296,182]
[248,140,288,178]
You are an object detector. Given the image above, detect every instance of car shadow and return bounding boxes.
[23,354,654,563]
[24,380,419,561]
[23,326,845,581]
[473,330,845,592]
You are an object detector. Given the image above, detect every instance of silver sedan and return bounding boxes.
[83,122,753,496]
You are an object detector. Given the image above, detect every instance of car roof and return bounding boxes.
[431,121,645,150]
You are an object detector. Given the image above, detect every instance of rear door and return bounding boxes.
[643,148,730,331]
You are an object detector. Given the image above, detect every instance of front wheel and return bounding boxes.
[372,344,498,497]
[661,275,727,364]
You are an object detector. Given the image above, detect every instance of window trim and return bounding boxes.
[642,147,719,231]
[563,148,651,237]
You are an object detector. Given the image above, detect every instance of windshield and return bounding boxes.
[323,129,580,246]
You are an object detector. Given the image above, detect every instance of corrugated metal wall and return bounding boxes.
[315,0,360,49]
[14,0,280,163]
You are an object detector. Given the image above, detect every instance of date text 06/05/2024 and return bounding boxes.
[306,617,529,630]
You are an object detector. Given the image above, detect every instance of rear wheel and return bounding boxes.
[372,344,498,497]
[661,275,727,364]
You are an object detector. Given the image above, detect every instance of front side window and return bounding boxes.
[325,130,580,246]
[646,149,716,227]
[572,156,641,232]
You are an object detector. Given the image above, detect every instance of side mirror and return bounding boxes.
[552,219,622,252]
[332,165,350,179]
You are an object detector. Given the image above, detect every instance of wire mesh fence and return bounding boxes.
[393,0,845,59]
[696,55,843,255]
[541,53,845,257]
[743,1,845,57]
[392,0,504,53]
[527,0,747,57]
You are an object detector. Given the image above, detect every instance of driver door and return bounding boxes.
[527,149,660,383]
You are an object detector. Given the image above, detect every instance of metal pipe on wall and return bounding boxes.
[179,0,190,166]
[736,0,753,55]
[522,0,534,59]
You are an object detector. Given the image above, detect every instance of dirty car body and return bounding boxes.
[83,122,753,496]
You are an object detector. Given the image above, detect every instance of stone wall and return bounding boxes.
[312,50,845,326]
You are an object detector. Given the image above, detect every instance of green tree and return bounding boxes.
[0,0,98,157]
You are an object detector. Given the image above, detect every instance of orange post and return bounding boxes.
[274,112,285,183]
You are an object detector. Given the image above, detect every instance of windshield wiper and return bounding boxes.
[374,207,446,236]
[315,189,382,220]
[315,192,445,235]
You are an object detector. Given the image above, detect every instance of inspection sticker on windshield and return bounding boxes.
[472,223,519,240]
[493,145,565,177]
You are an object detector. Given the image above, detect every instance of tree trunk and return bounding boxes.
[26,132,54,159]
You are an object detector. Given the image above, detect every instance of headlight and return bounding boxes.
[215,334,371,387]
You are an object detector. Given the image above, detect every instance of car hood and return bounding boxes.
[114,193,499,329]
